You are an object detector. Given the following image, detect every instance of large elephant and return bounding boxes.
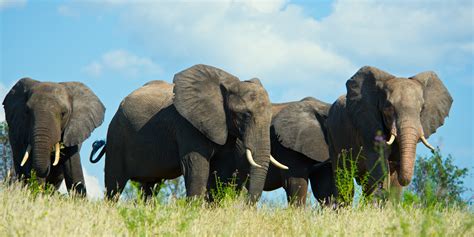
[326,66,452,200]
[209,97,336,206]
[91,64,286,201]
[3,78,105,195]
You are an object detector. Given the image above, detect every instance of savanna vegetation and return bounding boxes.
[0,121,473,236]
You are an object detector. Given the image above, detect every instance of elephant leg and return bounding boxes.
[105,174,128,201]
[283,176,308,206]
[46,166,64,190]
[62,145,87,197]
[208,144,241,202]
[141,180,163,201]
[363,150,389,197]
[389,169,403,200]
[180,151,210,198]
[309,162,335,206]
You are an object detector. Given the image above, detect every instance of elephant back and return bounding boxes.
[119,80,174,130]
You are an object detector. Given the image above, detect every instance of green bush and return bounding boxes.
[405,149,469,207]
[334,144,470,208]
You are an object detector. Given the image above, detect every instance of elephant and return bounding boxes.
[208,97,336,206]
[90,64,287,201]
[325,66,452,200]
[3,78,105,196]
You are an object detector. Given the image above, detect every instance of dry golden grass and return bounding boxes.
[1,184,473,236]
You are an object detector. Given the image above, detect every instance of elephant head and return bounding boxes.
[3,78,105,178]
[346,66,452,186]
[173,64,277,201]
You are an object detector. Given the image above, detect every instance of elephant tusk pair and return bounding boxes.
[420,135,435,152]
[385,133,435,152]
[245,149,289,170]
[20,145,31,167]
[19,143,61,167]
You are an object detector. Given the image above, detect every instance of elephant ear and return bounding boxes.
[60,82,105,146]
[3,78,39,143]
[173,64,239,145]
[272,97,331,162]
[346,66,395,142]
[410,72,453,138]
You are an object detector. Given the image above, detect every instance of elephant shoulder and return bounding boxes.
[119,80,174,127]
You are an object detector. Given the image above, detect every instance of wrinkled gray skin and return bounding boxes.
[326,66,452,199]
[102,65,272,202]
[209,97,336,206]
[3,78,105,195]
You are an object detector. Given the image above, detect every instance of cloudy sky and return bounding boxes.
[1,0,473,200]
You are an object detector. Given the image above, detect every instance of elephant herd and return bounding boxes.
[3,64,453,206]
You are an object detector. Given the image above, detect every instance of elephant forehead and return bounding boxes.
[28,85,70,108]
[31,83,68,96]
[385,79,424,104]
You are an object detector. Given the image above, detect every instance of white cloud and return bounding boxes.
[318,0,473,73]
[58,169,103,200]
[83,169,103,200]
[114,1,356,100]
[67,0,472,100]
[83,49,162,78]
[0,0,26,10]
[57,5,80,17]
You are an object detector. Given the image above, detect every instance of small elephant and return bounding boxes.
[209,97,335,206]
[91,64,287,201]
[3,78,105,195]
[326,66,452,200]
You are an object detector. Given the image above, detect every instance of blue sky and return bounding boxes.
[1,0,472,200]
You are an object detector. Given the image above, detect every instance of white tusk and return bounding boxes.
[246,149,262,168]
[386,134,396,145]
[270,155,289,170]
[20,145,31,167]
[52,143,60,166]
[420,135,435,152]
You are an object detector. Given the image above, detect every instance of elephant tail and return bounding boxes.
[90,139,106,163]
[309,159,332,174]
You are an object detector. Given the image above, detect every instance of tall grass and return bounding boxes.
[1,182,473,236]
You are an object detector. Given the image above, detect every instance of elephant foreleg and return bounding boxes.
[62,145,87,197]
[283,176,308,207]
[141,180,163,201]
[389,169,403,200]
[46,166,64,190]
[309,162,335,206]
[180,151,210,198]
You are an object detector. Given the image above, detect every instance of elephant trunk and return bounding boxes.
[396,122,420,186]
[247,147,270,203]
[30,111,61,178]
[245,126,271,203]
[32,127,53,178]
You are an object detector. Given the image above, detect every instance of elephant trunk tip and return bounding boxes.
[397,174,412,187]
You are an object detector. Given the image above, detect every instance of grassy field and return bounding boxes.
[1,184,473,236]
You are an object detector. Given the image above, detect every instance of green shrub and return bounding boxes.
[406,149,469,207]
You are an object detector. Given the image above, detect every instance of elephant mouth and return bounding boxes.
[20,142,63,167]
